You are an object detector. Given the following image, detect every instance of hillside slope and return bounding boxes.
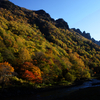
[0,0,100,87]
[72,28,100,46]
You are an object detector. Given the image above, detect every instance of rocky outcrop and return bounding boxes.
[72,28,100,46]
[56,18,69,30]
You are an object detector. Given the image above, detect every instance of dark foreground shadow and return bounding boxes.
[0,79,98,100]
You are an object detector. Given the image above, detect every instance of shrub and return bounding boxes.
[65,72,76,82]
[0,62,15,88]
[21,62,42,83]
[0,53,3,62]
[19,48,31,63]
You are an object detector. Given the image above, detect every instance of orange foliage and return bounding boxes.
[21,62,42,83]
[0,62,14,75]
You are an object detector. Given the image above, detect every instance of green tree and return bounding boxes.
[19,48,31,63]
[65,72,76,82]
[0,53,3,63]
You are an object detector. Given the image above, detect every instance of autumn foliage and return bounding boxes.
[22,70,35,81]
[1,0,100,87]
[21,62,42,83]
[0,62,14,75]
[0,62,15,88]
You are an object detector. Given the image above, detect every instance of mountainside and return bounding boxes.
[72,28,100,46]
[0,0,100,88]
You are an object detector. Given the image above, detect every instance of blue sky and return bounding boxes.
[9,0,100,40]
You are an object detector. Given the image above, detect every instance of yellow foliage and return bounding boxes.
[61,57,72,69]
[0,62,14,75]
[16,36,25,46]
[70,52,85,67]
[31,65,42,78]
[0,36,3,41]
[19,48,31,63]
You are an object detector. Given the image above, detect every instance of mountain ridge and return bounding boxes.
[1,0,99,44]
[72,28,100,46]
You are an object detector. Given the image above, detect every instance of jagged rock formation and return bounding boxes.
[72,28,100,46]
[56,18,69,30]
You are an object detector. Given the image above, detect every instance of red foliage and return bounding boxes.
[22,70,36,81]
[20,62,42,83]
[22,70,42,83]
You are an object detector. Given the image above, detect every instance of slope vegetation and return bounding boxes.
[0,0,100,88]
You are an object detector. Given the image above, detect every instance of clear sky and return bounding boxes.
[9,0,100,40]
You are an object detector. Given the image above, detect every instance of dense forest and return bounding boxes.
[0,0,100,89]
